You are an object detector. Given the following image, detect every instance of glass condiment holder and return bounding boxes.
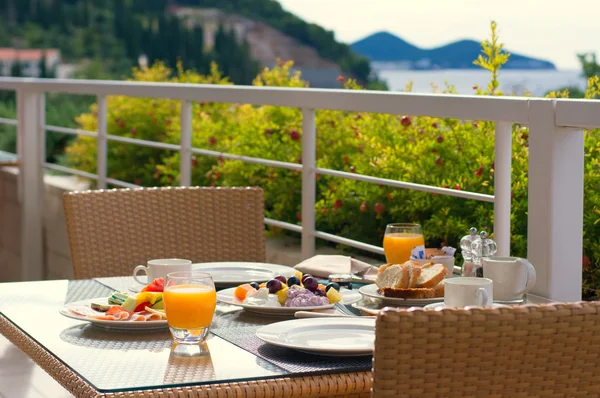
[460,227,480,277]
[470,231,497,277]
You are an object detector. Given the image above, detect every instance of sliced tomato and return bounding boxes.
[134,301,151,312]
[141,277,165,293]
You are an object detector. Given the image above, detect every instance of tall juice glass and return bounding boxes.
[164,271,216,344]
[383,223,425,264]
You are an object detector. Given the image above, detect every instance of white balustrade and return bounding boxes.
[0,77,597,301]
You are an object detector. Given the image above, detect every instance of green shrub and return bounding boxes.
[65,23,600,299]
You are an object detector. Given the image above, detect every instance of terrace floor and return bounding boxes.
[0,332,74,397]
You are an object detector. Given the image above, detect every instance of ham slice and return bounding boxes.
[69,305,163,322]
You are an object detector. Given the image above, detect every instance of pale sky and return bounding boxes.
[278,0,600,70]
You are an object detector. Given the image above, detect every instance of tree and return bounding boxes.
[10,58,23,77]
[39,52,48,78]
[578,53,600,79]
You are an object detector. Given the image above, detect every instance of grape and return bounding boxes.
[266,279,283,294]
[274,275,287,284]
[287,276,301,287]
[249,282,260,290]
[303,277,318,292]
[325,282,340,292]
[314,289,326,297]
[301,274,313,284]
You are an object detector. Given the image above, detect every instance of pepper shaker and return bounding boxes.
[471,231,497,277]
[460,227,480,277]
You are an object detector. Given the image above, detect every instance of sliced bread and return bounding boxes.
[433,279,445,297]
[380,287,436,299]
[376,264,409,288]
[407,263,422,288]
[416,263,447,288]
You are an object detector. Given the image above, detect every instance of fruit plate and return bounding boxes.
[216,287,362,316]
[191,262,297,288]
[256,317,375,356]
[358,284,444,306]
[59,298,168,330]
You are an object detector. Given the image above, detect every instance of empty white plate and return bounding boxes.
[424,302,510,310]
[192,262,296,287]
[256,317,375,356]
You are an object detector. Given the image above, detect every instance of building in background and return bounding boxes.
[0,48,61,77]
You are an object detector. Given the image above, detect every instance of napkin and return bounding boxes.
[293,255,379,280]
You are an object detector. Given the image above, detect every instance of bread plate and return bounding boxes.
[358,284,443,306]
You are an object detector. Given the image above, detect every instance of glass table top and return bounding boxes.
[0,279,287,393]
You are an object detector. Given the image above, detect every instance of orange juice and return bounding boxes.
[383,233,425,264]
[163,285,217,329]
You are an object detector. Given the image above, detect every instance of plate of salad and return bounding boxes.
[60,278,169,330]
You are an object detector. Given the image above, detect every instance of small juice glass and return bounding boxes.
[164,271,217,344]
[383,223,425,264]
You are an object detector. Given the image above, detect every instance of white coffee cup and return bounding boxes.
[483,256,536,302]
[445,277,493,307]
[133,258,192,285]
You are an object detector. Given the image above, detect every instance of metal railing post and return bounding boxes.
[528,99,584,302]
[493,121,512,256]
[96,95,107,189]
[180,100,192,187]
[301,108,316,259]
[18,89,45,280]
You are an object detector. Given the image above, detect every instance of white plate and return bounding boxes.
[59,298,168,330]
[192,262,296,287]
[351,299,385,316]
[358,284,444,306]
[256,317,375,356]
[216,287,361,315]
[423,302,511,310]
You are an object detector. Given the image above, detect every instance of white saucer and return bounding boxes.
[424,302,511,310]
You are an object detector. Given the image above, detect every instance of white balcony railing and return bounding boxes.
[1,77,598,302]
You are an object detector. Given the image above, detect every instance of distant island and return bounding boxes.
[351,31,556,70]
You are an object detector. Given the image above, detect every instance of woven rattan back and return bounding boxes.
[63,187,266,279]
[373,302,600,397]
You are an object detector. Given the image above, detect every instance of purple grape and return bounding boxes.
[274,275,287,284]
[325,282,340,292]
[266,279,283,294]
[314,289,326,297]
[301,274,313,284]
[287,276,301,287]
[303,277,318,292]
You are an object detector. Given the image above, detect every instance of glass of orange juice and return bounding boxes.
[164,271,217,344]
[383,223,425,264]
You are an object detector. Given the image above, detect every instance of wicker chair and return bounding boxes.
[63,186,266,279]
[372,302,600,397]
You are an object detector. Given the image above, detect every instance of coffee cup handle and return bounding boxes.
[477,288,491,306]
[133,265,148,285]
[517,258,536,295]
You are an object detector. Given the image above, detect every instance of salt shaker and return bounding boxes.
[460,227,480,277]
[471,231,497,277]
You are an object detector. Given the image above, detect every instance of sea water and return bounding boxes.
[378,69,587,96]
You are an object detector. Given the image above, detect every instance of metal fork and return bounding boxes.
[334,302,358,317]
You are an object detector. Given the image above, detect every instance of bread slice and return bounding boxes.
[407,263,421,288]
[378,263,392,274]
[376,264,408,288]
[380,287,436,299]
[416,263,447,288]
[433,279,445,297]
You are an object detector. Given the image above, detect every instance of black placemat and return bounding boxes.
[66,280,114,303]
[210,325,372,374]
